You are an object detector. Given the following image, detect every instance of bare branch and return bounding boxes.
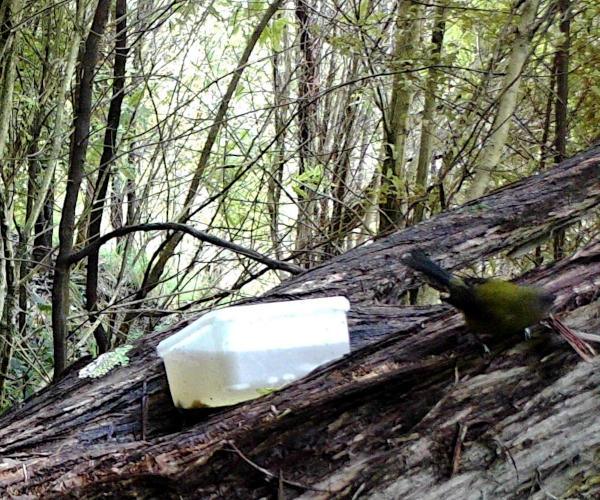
[68,222,303,275]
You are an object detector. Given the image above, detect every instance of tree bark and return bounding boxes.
[16,36,52,389]
[0,0,22,405]
[267,10,290,266]
[325,54,360,257]
[538,53,557,173]
[294,0,320,267]
[29,0,83,269]
[0,145,598,497]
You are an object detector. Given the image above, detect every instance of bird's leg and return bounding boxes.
[471,332,491,355]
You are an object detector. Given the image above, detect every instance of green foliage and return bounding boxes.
[379,167,405,200]
[100,246,148,289]
[78,346,133,379]
[260,17,289,50]
[292,164,329,200]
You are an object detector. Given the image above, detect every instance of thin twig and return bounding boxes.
[451,422,468,476]
[141,380,148,441]
[226,440,327,493]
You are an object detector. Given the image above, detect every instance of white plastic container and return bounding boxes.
[156,296,350,408]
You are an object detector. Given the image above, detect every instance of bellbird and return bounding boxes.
[401,250,555,336]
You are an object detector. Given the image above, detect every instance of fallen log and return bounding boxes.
[0,145,598,498]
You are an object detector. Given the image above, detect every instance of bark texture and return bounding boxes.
[0,145,599,498]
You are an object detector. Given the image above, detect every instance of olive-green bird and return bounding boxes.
[401,250,555,336]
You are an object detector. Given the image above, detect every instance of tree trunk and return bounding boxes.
[466,0,541,200]
[85,0,129,355]
[552,0,571,261]
[412,4,446,224]
[267,10,289,265]
[17,48,52,363]
[0,0,22,403]
[326,55,360,257]
[0,145,598,497]
[538,53,557,173]
[378,0,423,233]
[0,0,21,159]
[52,0,112,379]
[11,12,80,395]
[28,0,83,270]
[294,0,320,267]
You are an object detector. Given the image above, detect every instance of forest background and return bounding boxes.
[0,0,598,412]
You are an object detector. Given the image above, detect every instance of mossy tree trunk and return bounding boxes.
[0,0,22,404]
[378,0,423,233]
[412,3,446,224]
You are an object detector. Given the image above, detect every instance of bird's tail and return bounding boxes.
[401,250,456,289]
